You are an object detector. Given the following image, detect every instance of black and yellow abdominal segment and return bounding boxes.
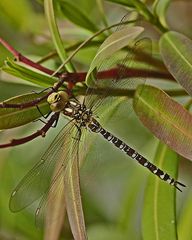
[88,117,185,191]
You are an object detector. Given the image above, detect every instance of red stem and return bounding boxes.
[0,68,174,109]
[0,37,58,76]
[97,68,173,80]
[63,68,174,83]
[0,74,68,109]
[0,37,174,110]
[0,113,59,148]
[0,37,173,82]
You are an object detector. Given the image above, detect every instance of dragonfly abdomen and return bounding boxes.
[95,125,184,190]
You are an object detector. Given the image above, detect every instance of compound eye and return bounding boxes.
[54,94,60,101]
[47,92,60,104]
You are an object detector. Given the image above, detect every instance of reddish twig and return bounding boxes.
[61,68,174,83]
[0,113,59,148]
[96,68,174,80]
[0,37,174,110]
[0,73,68,109]
[0,37,173,82]
[0,67,174,109]
[0,37,58,77]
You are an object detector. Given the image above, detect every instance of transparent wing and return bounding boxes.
[35,127,86,227]
[85,37,152,117]
[9,119,76,212]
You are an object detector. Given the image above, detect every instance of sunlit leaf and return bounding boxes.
[2,59,57,87]
[178,192,192,240]
[0,93,50,129]
[133,85,192,160]
[142,142,178,240]
[58,0,98,32]
[153,0,170,28]
[160,31,192,96]
[86,26,144,86]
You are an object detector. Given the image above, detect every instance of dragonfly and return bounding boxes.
[9,36,185,225]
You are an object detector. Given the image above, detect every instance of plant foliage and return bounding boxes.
[0,0,191,240]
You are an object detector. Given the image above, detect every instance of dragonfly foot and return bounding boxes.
[174,181,186,192]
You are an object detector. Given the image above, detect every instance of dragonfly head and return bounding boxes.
[47,91,69,112]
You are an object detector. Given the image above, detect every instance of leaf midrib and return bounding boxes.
[138,94,192,141]
[165,33,192,71]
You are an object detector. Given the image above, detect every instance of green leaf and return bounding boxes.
[178,192,192,240]
[58,0,98,32]
[133,85,192,160]
[153,0,170,28]
[0,93,50,129]
[2,59,57,87]
[86,26,144,86]
[44,0,73,72]
[142,142,178,240]
[160,31,192,96]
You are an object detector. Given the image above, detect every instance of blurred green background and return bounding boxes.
[0,1,192,240]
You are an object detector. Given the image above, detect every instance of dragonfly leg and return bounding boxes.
[51,114,59,128]
[71,124,82,142]
[173,181,186,192]
[34,105,52,120]
[32,87,54,95]
[33,118,47,125]
[0,113,59,148]
[33,110,58,128]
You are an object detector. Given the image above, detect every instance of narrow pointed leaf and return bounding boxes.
[153,0,170,28]
[44,0,73,72]
[142,142,178,240]
[160,31,192,96]
[133,85,192,160]
[86,26,144,86]
[0,93,50,129]
[2,59,57,87]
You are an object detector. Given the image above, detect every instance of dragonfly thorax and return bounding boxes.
[64,99,93,127]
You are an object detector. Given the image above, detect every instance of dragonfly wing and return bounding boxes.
[35,127,84,227]
[85,38,152,117]
[9,119,76,212]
